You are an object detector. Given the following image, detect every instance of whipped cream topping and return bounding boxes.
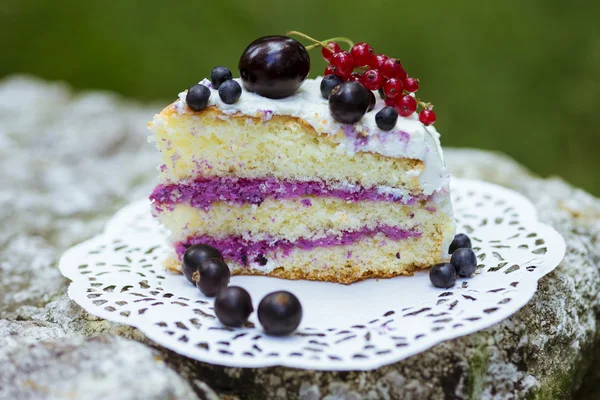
[173,78,449,195]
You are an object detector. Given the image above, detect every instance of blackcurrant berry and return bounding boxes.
[328,81,370,124]
[218,79,242,104]
[375,107,398,131]
[186,84,211,112]
[429,263,457,288]
[258,291,302,336]
[450,248,477,277]
[182,244,223,284]
[214,286,253,327]
[210,66,233,90]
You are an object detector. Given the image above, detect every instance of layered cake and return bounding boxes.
[149,35,455,284]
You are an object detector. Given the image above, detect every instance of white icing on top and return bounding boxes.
[174,78,448,195]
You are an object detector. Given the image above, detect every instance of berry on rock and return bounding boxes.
[395,94,417,117]
[362,69,383,90]
[429,263,457,288]
[214,286,254,327]
[375,106,398,131]
[193,258,231,297]
[182,244,223,284]
[329,51,355,78]
[185,84,211,112]
[328,81,371,124]
[448,233,472,254]
[321,41,341,62]
[258,291,303,336]
[350,42,375,67]
[210,66,233,90]
[404,77,419,93]
[320,75,343,99]
[239,35,310,99]
[383,78,403,99]
[450,248,478,277]
[419,109,437,125]
[218,79,242,104]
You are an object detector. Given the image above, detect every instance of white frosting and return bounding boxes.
[174,78,448,195]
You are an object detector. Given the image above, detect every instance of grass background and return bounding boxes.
[1,0,598,195]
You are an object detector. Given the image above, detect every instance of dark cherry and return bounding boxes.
[214,286,254,327]
[258,291,302,336]
[239,36,310,99]
[182,244,223,284]
[192,258,230,297]
[328,81,371,124]
[448,233,472,254]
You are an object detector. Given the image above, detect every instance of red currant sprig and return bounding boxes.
[287,31,438,125]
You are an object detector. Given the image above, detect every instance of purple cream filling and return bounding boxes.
[150,177,428,211]
[174,225,421,266]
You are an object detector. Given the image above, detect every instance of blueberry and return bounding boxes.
[328,82,370,124]
[375,106,398,131]
[182,244,223,284]
[450,248,477,277]
[429,263,457,288]
[186,84,211,111]
[239,36,310,99]
[258,291,302,336]
[218,80,242,104]
[214,286,254,327]
[194,258,230,297]
[320,75,343,99]
[448,233,472,254]
[210,66,233,90]
[367,90,376,112]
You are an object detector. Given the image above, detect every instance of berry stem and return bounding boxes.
[415,98,433,110]
[287,31,354,52]
[306,36,355,51]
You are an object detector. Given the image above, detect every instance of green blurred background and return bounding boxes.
[1,0,598,195]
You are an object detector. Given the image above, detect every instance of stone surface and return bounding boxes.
[0,75,599,399]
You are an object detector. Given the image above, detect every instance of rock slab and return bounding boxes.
[0,75,598,399]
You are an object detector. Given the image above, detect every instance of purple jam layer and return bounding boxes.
[151,177,427,211]
[174,225,421,266]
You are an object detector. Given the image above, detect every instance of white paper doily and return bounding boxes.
[58,179,565,371]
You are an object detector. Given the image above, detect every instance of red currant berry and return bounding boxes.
[395,94,417,117]
[383,78,404,98]
[404,77,419,93]
[380,58,405,79]
[362,69,383,90]
[324,65,335,76]
[321,42,341,62]
[419,109,436,125]
[330,51,355,78]
[351,42,375,67]
[371,54,388,69]
[384,97,396,107]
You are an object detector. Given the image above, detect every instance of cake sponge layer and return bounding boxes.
[155,197,452,243]
[165,229,448,285]
[150,106,425,192]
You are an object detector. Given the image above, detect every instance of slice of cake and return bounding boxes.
[148,35,455,284]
